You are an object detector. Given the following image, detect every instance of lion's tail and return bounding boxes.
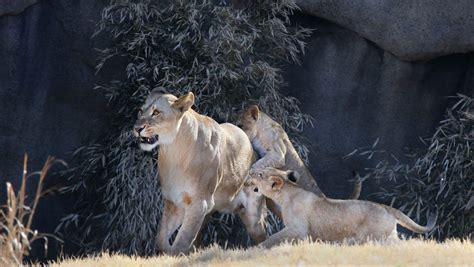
[349,171,362,200]
[383,205,437,233]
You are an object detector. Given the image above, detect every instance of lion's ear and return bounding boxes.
[287,170,300,183]
[270,176,284,191]
[247,105,259,121]
[172,92,194,112]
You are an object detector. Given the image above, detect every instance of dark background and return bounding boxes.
[1,0,473,260]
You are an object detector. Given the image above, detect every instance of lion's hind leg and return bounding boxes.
[385,227,400,244]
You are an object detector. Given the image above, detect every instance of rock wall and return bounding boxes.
[0,0,473,261]
[0,0,112,260]
[284,15,474,199]
[296,0,474,60]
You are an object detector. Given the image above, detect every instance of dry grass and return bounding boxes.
[53,239,473,266]
[0,155,62,265]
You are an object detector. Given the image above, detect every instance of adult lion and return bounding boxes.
[133,89,265,255]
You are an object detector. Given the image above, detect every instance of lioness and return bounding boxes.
[250,167,437,248]
[133,89,265,254]
[237,105,361,199]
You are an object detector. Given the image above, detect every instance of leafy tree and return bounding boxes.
[350,94,473,240]
[59,0,312,255]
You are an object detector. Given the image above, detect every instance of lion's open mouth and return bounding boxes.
[140,135,159,144]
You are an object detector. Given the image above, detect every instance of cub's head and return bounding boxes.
[133,88,194,151]
[250,167,300,197]
[236,105,260,139]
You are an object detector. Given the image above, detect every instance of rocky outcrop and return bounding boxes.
[283,15,474,199]
[0,0,38,16]
[296,0,474,61]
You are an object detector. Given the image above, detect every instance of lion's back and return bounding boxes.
[220,123,253,162]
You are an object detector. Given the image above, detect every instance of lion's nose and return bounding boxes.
[134,126,145,135]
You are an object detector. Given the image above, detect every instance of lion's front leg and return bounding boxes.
[157,199,184,252]
[249,138,286,174]
[193,213,213,249]
[239,210,267,244]
[168,199,210,255]
[238,192,267,244]
[260,227,302,248]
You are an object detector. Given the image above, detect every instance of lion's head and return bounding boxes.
[133,88,195,151]
[250,167,300,196]
[236,105,260,139]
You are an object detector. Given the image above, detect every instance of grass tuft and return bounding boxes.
[52,239,474,266]
[0,155,63,265]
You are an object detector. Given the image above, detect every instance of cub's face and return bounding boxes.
[251,173,284,197]
[243,178,263,197]
[133,89,194,151]
[251,167,300,197]
[236,105,260,139]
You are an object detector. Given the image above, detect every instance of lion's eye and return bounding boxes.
[152,110,161,116]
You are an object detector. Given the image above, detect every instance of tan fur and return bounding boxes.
[134,89,266,255]
[183,192,192,206]
[250,167,437,248]
[237,105,361,199]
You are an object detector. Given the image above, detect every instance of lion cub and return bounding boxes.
[237,105,361,199]
[251,167,437,248]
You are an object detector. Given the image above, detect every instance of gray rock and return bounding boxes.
[296,0,474,61]
[0,0,38,16]
[0,0,113,260]
[283,15,474,199]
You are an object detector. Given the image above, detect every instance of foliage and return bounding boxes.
[348,94,473,239]
[60,0,312,255]
[0,155,62,265]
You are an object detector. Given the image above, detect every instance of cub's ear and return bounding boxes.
[246,105,259,121]
[270,176,284,191]
[287,170,300,183]
[150,86,167,96]
[172,92,194,112]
